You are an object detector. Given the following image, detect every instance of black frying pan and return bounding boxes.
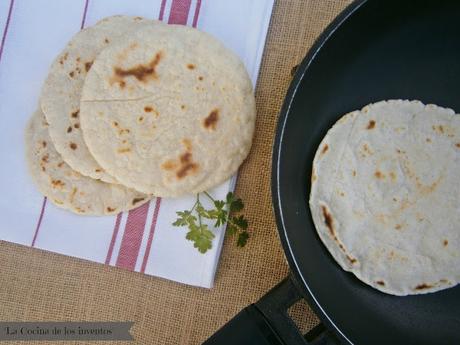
[205,0,460,344]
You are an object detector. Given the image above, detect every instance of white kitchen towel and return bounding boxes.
[0,0,274,288]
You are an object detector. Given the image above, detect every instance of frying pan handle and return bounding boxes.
[204,276,340,345]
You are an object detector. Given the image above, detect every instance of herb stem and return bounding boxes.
[203,191,215,202]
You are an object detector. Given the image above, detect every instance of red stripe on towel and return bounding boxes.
[105,213,122,264]
[115,203,150,270]
[140,198,162,273]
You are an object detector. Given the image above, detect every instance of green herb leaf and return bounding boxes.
[173,192,249,253]
[231,215,248,230]
[237,231,249,247]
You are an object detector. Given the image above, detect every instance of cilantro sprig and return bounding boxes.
[172,192,249,253]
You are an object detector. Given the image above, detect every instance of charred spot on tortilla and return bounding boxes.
[374,170,385,179]
[71,110,79,118]
[132,197,145,205]
[204,109,219,130]
[321,205,334,236]
[113,51,162,82]
[415,283,432,290]
[85,61,93,72]
[106,207,116,212]
[67,126,72,133]
[321,144,328,154]
[51,179,65,188]
[69,142,77,150]
[187,63,195,70]
[367,120,376,129]
[376,281,385,286]
[74,123,80,129]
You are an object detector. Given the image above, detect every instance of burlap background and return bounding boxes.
[0,1,353,344]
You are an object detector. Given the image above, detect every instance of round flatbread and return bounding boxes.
[310,100,460,295]
[40,15,157,183]
[80,24,256,197]
[25,109,150,215]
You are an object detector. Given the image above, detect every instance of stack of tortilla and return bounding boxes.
[25,15,256,215]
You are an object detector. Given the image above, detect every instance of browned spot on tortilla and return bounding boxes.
[117,147,131,153]
[74,123,80,129]
[75,207,86,213]
[69,142,77,150]
[118,128,130,135]
[113,121,119,127]
[204,109,219,130]
[177,162,198,178]
[104,38,109,44]
[393,197,397,202]
[76,57,81,62]
[132,197,145,205]
[59,52,68,65]
[374,170,385,179]
[181,105,186,110]
[41,154,49,163]
[443,239,448,246]
[67,126,72,133]
[113,51,162,82]
[415,283,432,290]
[311,173,317,183]
[456,143,460,148]
[321,205,334,236]
[144,106,153,112]
[53,199,64,205]
[439,125,444,133]
[340,192,345,197]
[198,76,203,81]
[84,61,93,72]
[134,16,143,20]
[376,281,385,286]
[187,63,195,70]
[426,138,432,143]
[51,179,65,188]
[321,144,329,154]
[346,255,357,264]
[57,162,64,168]
[352,170,356,177]
[41,166,46,172]
[395,224,402,230]
[440,279,449,284]
[182,138,192,151]
[161,160,177,171]
[95,168,102,173]
[71,110,79,118]
[138,116,144,123]
[107,207,116,213]
[119,80,126,88]
[69,71,75,78]
[42,141,47,148]
[367,120,376,129]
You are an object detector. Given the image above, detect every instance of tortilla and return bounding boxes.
[40,15,156,183]
[25,109,150,215]
[309,100,460,295]
[80,24,256,197]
